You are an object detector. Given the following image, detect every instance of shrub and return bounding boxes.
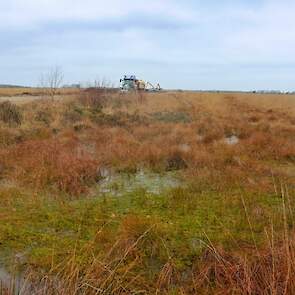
[77,88,106,111]
[62,108,83,124]
[35,110,53,126]
[0,101,23,126]
[165,151,188,171]
[73,122,91,132]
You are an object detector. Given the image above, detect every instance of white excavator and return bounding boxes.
[120,75,161,92]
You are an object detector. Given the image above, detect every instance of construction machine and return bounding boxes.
[120,75,161,92]
[145,81,161,92]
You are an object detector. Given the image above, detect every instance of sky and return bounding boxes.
[1,0,295,90]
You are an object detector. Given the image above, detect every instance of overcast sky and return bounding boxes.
[1,0,295,90]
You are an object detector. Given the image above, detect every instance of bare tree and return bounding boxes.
[40,66,64,100]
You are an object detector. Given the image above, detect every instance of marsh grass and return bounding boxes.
[0,90,295,293]
[1,185,294,294]
[0,101,22,126]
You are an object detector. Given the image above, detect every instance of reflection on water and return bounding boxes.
[1,170,183,293]
[225,135,239,145]
[97,169,182,196]
[0,265,24,295]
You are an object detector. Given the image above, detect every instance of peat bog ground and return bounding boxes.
[0,88,295,294]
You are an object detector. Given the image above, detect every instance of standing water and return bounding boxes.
[0,265,24,295]
[225,135,239,145]
[97,169,183,196]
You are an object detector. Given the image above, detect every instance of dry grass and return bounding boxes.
[2,137,99,195]
[0,87,79,97]
[1,89,294,188]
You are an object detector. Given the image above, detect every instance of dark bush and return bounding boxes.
[0,101,23,126]
[73,122,91,132]
[35,110,53,126]
[78,88,106,111]
[166,151,188,171]
[63,109,83,124]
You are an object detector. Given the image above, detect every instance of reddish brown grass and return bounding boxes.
[3,138,99,195]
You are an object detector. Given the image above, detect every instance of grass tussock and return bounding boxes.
[3,138,99,195]
[193,236,295,295]
[0,101,22,126]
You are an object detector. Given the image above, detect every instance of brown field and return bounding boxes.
[0,89,295,294]
[0,87,79,105]
[0,87,79,97]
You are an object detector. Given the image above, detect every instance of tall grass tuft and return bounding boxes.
[4,138,100,195]
[0,101,22,126]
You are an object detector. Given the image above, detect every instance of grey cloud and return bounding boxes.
[1,0,295,90]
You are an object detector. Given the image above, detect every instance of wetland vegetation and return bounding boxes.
[0,88,295,294]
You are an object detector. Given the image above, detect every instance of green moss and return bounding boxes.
[0,185,292,274]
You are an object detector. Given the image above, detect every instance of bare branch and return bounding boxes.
[40,66,64,100]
